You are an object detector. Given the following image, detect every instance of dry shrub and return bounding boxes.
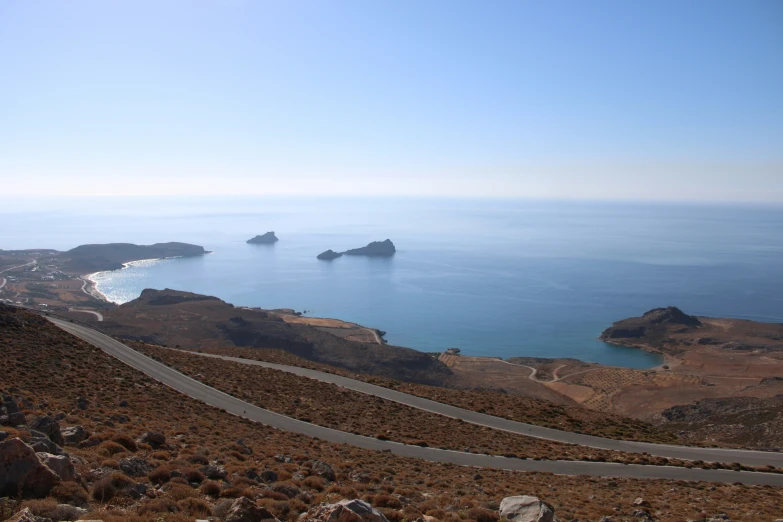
[327,485,359,498]
[111,433,138,452]
[151,450,171,461]
[187,453,209,465]
[259,490,289,501]
[201,480,221,496]
[373,494,402,509]
[100,459,120,469]
[169,477,190,486]
[183,468,206,483]
[303,476,326,491]
[138,498,180,515]
[91,477,116,502]
[178,497,213,517]
[51,482,89,507]
[219,486,245,498]
[467,507,499,522]
[148,465,172,485]
[18,499,58,519]
[97,440,127,457]
[168,484,199,501]
[379,508,405,522]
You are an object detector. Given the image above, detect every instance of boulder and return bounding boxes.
[310,460,336,481]
[29,431,64,455]
[61,426,88,445]
[259,470,278,483]
[300,499,389,522]
[499,496,555,522]
[224,496,280,522]
[0,431,8,441]
[0,412,26,426]
[119,456,151,477]
[200,463,227,479]
[272,483,301,499]
[36,452,78,482]
[0,438,60,498]
[27,416,64,446]
[138,431,166,447]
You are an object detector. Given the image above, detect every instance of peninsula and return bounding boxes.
[246,231,279,244]
[317,239,396,260]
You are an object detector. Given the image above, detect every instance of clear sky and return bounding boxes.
[1,0,781,201]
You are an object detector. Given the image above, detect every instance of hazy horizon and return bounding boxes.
[1,0,782,201]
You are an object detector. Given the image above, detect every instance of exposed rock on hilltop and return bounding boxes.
[247,231,279,244]
[316,249,342,260]
[600,306,703,348]
[317,240,396,260]
[101,289,452,385]
[56,242,207,273]
[344,239,396,257]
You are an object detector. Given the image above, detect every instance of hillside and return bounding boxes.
[56,243,208,273]
[100,289,453,385]
[2,304,783,521]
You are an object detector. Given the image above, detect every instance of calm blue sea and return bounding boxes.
[3,197,783,368]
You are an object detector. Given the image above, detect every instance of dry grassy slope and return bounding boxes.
[190,345,680,445]
[2,306,783,521]
[100,289,452,386]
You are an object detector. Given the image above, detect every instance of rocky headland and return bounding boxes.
[55,242,208,273]
[317,239,396,260]
[246,231,279,244]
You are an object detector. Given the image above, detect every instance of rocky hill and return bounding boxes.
[318,240,396,260]
[55,242,208,273]
[100,289,452,385]
[247,232,279,244]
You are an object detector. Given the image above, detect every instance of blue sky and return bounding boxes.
[1,0,781,200]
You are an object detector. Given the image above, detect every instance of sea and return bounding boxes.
[3,197,783,369]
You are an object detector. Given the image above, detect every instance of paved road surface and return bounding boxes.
[67,308,104,321]
[47,318,783,485]
[171,349,783,469]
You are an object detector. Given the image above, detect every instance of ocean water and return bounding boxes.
[3,197,783,368]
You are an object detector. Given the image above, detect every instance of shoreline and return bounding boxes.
[79,254,207,304]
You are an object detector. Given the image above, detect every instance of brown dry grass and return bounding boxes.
[1,305,783,521]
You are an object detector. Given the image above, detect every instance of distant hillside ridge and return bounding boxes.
[100,288,453,385]
[57,242,207,273]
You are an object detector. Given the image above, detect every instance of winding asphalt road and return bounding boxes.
[170,349,783,468]
[49,317,783,486]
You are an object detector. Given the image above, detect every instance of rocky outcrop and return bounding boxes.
[310,460,336,481]
[27,416,64,446]
[0,394,26,426]
[137,431,166,448]
[247,232,279,244]
[36,452,78,482]
[61,425,88,445]
[0,438,60,498]
[343,239,396,257]
[224,496,280,522]
[316,249,342,261]
[499,496,556,522]
[600,307,703,343]
[119,456,151,477]
[300,499,389,522]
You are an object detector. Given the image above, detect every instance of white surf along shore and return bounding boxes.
[81,256,186,304]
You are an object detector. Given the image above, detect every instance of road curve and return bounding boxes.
[167,349,783,469]
[47,318,783,486]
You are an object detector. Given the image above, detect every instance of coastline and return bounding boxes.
[81,257,174,304]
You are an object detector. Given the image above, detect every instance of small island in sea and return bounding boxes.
[246,231,279,244]
[317,239,396,260]
[317,249,342,260]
